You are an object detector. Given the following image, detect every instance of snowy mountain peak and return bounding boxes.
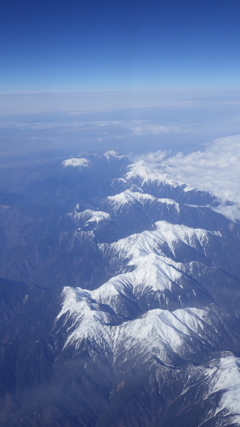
[62,157,89,168]
[125,160,181,188]
[107,189,155,208]
[69,208,110,227]
[104,150,125,160]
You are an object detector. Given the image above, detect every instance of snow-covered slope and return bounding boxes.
[69,208,110,227]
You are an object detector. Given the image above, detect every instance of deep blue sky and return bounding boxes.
[1,0,240,92]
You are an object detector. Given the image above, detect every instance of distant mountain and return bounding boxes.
[0,151,240,426]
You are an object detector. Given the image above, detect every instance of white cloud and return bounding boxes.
[133,150,168,163]
[133,135,240,221]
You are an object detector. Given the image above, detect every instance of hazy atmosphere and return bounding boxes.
[0,89,240,166]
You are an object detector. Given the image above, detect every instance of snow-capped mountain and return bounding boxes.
[0,150,240,426]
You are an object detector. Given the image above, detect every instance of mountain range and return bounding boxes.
[0,150,240,426]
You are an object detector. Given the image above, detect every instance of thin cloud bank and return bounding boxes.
[0,119,191,136]
[129,123,191,136]
[138,135,240,221]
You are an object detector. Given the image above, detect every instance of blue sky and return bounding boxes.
[1,0,240,92]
